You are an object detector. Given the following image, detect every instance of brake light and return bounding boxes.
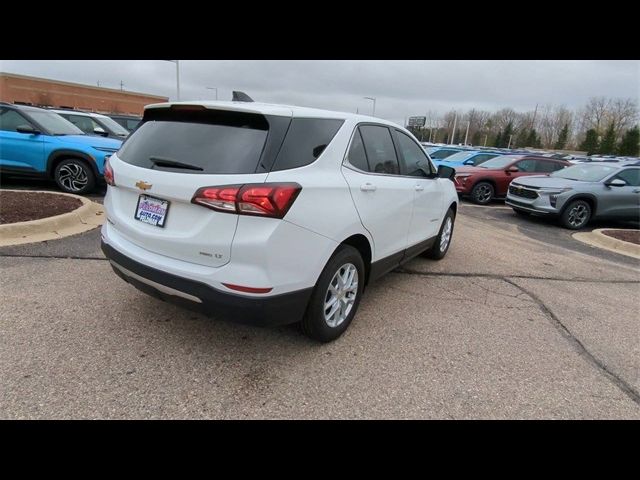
[192,183,301,219]
[104,157,115,186]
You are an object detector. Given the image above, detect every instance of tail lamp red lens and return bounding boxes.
[191,183,301,219]
[104,157,115,186]
[222,283,273,294]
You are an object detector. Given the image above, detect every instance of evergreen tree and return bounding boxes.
[554,124,569,150]
[617,126,640,156]
[494,130,503,148]
[579,129,599,155]
[502,122,514,148]
[471,131,482,147]
[598,122,616,154]
[515,129,529,148]
[526,129,541,148]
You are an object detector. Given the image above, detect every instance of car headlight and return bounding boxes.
[545,188,572,207]
[455,174,471,183]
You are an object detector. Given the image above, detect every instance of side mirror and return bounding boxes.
[16,124,40,135]
[463,159,475,165]
[437,165,456,180]
[605,178,626,187]
[93,127,108,136]
[506,166,519,173]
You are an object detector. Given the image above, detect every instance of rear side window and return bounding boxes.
[346,129,369,172]
[270,118,344,172]
[536,160,565,173]
[117,109,270,174]
[359,125,400,174]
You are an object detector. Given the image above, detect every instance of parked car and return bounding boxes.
[432,150,502,168]
[108,114,142,132]
[0,103,121,194]
[506,161,640,229]
[52,109,130,140]
[427,147,467,160]
[101,100,459,342]
[454,155,571,204]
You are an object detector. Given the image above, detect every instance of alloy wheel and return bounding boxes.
[324,263,359,328]
[58,163,88,192]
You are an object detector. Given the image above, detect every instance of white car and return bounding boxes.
[101,100,458,342]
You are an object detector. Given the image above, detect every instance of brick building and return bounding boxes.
[0,72,168,116]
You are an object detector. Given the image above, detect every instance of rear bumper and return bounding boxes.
[101,241,313,327]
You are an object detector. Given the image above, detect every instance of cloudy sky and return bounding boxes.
[2,60,638,124]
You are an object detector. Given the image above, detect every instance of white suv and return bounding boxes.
[101,100,458,342]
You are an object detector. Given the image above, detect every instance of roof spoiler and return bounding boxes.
[232,91,254,102]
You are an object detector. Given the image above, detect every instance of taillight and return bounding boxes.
[104,157,115,186]
[191,183,301,219]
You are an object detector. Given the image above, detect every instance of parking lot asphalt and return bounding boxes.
[1,188,639,419]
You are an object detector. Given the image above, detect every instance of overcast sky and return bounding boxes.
[1,60,638,124]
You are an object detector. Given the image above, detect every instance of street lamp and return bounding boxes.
[363,96,376,116]
[206,87,218,100]
[164,60,180,101]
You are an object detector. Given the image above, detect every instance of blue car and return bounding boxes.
[432,150,502,168]
[0,103,122,194]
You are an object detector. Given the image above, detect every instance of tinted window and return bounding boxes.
[359,125,399,174]
[396,131,431,177]
[117,110,270,174]
[25,111,83,135]
[430,149,459,159]
[515,159,538,172]
[614,168,640,186]
[536,160,565,173]
[0,108,32,132]
[126,119,140,131]
[471,153,498,165]
[271,118,344,171]
[64,114,101,133]
[346,129,369,172]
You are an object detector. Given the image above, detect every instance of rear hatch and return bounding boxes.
[105,104,291,267]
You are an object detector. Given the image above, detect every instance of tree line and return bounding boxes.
[408,97,639,156]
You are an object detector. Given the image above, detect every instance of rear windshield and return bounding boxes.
[117,108,270,174]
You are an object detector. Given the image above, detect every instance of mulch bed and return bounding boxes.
[0,191,83,225]
[602,229,640,245]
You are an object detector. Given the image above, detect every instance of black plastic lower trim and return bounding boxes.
[101,241,313,327]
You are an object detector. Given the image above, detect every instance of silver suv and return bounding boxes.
[506,161,640,229]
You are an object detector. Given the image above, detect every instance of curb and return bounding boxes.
[573,228,640,260]
[0,190,104,247]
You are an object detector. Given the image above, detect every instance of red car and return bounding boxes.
[453,155,571,204]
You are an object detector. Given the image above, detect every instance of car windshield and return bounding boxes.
[477,155,521,169]
[97,116,130,135]
[550,164,620,182]
[440,151,476,162]
[27,111,84,135]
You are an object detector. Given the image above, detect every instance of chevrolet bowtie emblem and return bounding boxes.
[136,181,152,191]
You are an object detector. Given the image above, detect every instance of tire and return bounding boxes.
[560,199,591,230]
[470,181,494,205]
[54,158,96,194]
[423,208,455,260]
[513,208,531,216]
[301,245,365,343]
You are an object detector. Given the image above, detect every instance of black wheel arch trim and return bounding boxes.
[47,150,99,179]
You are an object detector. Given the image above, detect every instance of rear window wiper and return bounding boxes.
[150,156,203,171]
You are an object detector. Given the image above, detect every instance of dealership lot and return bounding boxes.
[1,187,638,419]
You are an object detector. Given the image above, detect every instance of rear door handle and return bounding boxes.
[415,184,425,191]
[360,183,377,192]
[633,189,640,193]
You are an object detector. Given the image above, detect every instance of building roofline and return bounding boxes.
[0,71,168,101]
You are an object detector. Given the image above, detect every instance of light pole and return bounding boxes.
[206,87,218,100]
[164,60,180,101]
[363,96,376,116]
